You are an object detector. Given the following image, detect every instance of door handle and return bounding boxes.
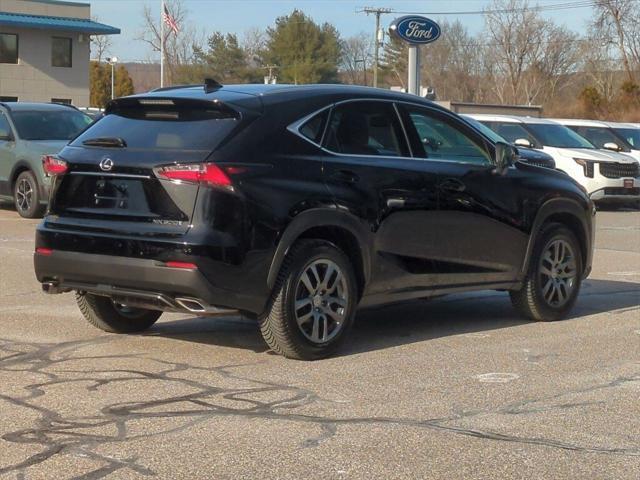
[331,170,360,184]
[438,178,466,192]
[386,198,405,208]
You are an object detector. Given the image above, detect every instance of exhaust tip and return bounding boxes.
[174,297,207,313]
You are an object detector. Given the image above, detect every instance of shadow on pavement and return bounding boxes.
[146,278,640,356]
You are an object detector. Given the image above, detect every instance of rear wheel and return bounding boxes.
[14,170,44,219]
[259,240,357,360]
[510,223,583,321]
[76,292,162,333]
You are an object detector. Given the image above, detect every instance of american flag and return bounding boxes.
[162,3,179,35]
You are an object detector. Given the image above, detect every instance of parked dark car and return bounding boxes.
[34,84,595,360]
[0,102,93,218]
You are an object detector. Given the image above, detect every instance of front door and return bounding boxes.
[320,100,442,302]
[398,104,529,288]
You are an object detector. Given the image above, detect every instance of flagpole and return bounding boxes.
[160,0,164,87]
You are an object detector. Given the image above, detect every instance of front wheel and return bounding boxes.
[510,223,583,321]
[76,292,162,333]
[259,240,358,360]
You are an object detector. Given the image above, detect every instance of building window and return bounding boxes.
[51,98,72,105]
[0,33,18,64]
[52,37,72,67]
[0,96,18,102]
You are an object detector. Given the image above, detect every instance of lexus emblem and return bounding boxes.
[99,158,114,172]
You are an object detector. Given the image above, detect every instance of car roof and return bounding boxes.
[0,101,79,112]
[551,118,609,128]
[601,121,640,129]
[119,83,446,112]
[464,113,558,125]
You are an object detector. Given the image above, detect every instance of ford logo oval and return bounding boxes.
[100,158,114,171]
[390,16,441,45]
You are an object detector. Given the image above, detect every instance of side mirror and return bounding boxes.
[494,141,518,175]
[0,128,13,142]
[603,142,622,152]
[514,138,534,149]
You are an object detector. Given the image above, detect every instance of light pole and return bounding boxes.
[106,56,118,100]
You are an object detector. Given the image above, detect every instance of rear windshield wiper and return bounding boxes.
[82,137,127,148]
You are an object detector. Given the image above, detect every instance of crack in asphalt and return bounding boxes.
[1,336,639,478]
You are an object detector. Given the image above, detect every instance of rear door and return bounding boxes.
[50,98,247,235]
[399,105,529,287]
[320,100,442,299]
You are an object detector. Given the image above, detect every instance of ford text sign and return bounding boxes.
[389,16,441,45]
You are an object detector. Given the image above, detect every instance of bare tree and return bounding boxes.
[592,0,638,83]
[340,32,373,85]
[90,17,112,62]
[137,0,202,86]
[484,0,547,104]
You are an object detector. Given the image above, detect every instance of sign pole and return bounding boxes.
[407,45,420,96]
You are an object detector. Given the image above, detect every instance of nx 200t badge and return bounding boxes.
[100,158,114,171]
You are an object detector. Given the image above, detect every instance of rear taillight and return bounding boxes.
[155,163,232,188]
[35,247,53,256]
[164,261,198,270]
[42,155,68,176]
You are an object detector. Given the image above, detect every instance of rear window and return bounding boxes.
[71,104,240,150]
[12,110,92,140]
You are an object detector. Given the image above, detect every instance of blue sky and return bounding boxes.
[90,0,595,62]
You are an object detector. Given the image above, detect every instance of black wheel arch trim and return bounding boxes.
[521,197,592,279]
[267,207,372,291]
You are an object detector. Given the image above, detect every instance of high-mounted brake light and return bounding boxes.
[155,163,232,188]
[42,155,68,175]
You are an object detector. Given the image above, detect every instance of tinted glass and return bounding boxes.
[490,122,536,146]
[572,126,629,151]
[0,33,17,64]
[52,37,72,67]
[11,110,92,140]
[407,109,490,164]
[0,113,12,137]
[463,116,505,143]
[299,109,328,144]
[613,127,640,148]
[325,102,408,156]
[525,123,594,149]
[72,109,239,150]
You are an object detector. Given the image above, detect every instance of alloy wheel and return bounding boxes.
[294,259,348,344]
[538,239,577,307]
[16,178,33,213]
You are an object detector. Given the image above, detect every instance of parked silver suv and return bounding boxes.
[0,102,92,217]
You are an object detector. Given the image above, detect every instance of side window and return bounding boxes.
[492,122,535,146]
[0,113,12,138]
[403,107,491,164]
[324,101,408,157]
[298,109,328,144]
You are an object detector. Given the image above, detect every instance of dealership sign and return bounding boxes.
[389,16,441,45]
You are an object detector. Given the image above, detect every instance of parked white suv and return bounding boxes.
[467,114,640,205]
[551,119,640,162]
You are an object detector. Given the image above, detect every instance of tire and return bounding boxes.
[76,292,162,333]
[510,223,583,321]
[14,170,44,219]
[259,239,358,360]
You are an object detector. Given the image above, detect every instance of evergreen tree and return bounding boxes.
[264,10,341,84]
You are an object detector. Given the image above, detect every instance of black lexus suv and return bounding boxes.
[34,83,595,360]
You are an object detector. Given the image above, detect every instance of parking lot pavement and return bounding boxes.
[0,205,638,479]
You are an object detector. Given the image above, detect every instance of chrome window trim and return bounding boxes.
[286,96,497,166]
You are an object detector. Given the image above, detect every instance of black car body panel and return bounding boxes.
[35,84,594,316]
